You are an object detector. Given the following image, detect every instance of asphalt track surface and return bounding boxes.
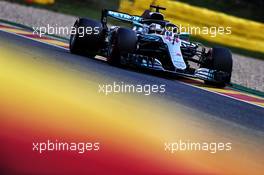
[1,30,263,132]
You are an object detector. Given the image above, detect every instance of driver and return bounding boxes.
[149,23,164,34]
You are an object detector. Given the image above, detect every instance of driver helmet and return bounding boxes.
[149,23,163,34]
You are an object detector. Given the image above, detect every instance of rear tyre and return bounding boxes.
[108,28,137,65]
[204,47,233,87]
[70,18,104,57]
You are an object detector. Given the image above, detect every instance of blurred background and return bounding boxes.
[4,0,264,22]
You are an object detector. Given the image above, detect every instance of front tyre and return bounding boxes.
[205,47,233,87]
[108,28,137,65]
[70,18,104,57]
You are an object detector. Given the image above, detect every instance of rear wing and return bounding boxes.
[101,9,143,27]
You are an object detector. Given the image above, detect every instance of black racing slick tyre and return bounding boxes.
[108,28,137,65]
[70,18,104,57]
[205,47,233,87]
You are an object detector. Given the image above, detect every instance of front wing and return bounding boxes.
[120,54,230,83]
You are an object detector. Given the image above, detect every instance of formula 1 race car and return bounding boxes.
[69,5,233,87]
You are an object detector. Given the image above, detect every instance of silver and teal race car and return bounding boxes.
[69,5,233,87]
